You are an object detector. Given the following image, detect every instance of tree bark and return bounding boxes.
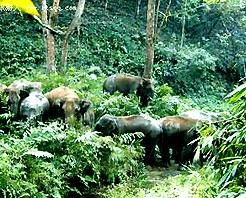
[105,0,108,11]
[143,0,155,79]
[59,0,86,72]
[180,0,187,49]
[155,0,160,33]
[40,0,49,71]
[41,0,55,73]
[41,0,60,73]
[136,0,142,18]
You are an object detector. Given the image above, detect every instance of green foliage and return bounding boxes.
[201,1,246,83]
[147,84,196,118]
[149,95,185,118]
[0,121,144,197]
[0,13,44,78]
[58,5,146,76]
[103,167,220,198]
[154,42,227,96]
[95,93,141,118]
[1,0,245,195]
[156,84,174,97]
[200,83,246,195]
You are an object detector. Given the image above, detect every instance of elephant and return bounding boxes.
[103,73,154,107]
[94,114,162,166]
[158,116,202,169]
[45,86,93,126]
[19,90,50,124]
[180,109,221,122]
[78,99,95,127]
[4,79,42,118]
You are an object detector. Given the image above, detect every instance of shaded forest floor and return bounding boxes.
[144,163,198,198]
[100,161,210,198]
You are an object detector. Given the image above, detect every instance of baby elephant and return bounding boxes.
[80,99,95,127]
[19,90,50,124]
[95,114,162,166]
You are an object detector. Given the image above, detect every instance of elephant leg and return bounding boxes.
[157,138,170,167]
[173,149,179,163]
[143,137,158,166]
[176,146,184,170]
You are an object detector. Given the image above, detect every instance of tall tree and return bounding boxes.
[39,0,85,73]
[143,0,156,79]
[59,0,85,72]
[41,0,60,73]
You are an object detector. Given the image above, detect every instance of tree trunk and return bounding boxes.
[155,0,160,33]
[40,0,49,71]
[143,0,155,79]
[136,0,142,18]
[59,0,86,72]
[105,0,108,11]
[180,0,187,49]
[41,0,60,73]
[41,0,55,73]
[46,33,56,73]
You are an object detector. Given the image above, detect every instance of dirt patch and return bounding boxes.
[145,161,182,183]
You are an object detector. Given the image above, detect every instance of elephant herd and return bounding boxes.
[99,73,220,169]
[0,79,94,126]
[0,73,220,170]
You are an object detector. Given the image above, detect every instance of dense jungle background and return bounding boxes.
[0,0,245,197]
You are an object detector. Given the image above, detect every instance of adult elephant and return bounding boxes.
[103,74,154,107]
[45,86,93,126]
[80,99,95,127]
[4,79,42,118]
[158,116,202,169]
[94,114,162,166]
[19,89,50,124]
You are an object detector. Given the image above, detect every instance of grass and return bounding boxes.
[101,165,220,198]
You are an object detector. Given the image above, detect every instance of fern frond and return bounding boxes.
[23,150,54,158]
[75,131,100,142]
[119,132,144,144]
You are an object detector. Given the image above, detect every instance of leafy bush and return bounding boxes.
[0,13,44,78]
[0,121,144,197]
[147,85,193,118]
[200,83,246,195]
[154,42,227,96]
